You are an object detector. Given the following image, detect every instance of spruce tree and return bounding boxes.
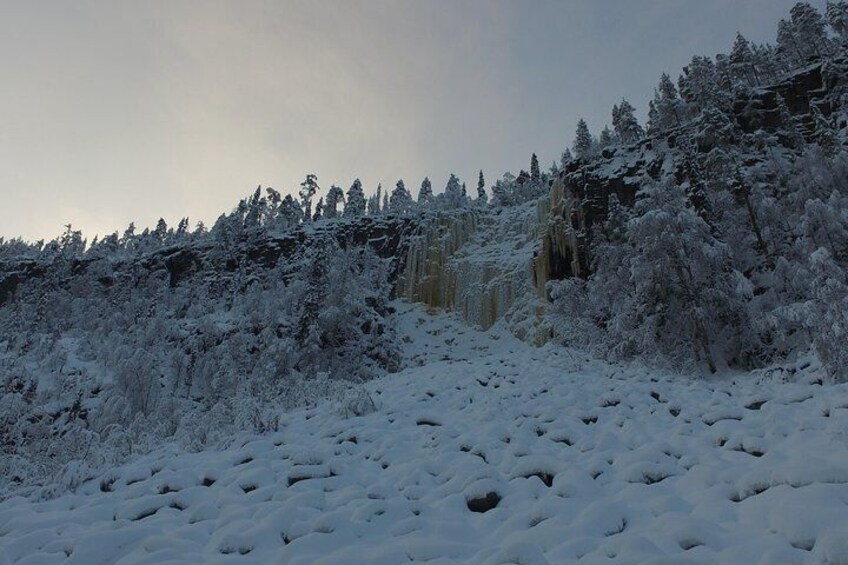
[299,174,319,223]
[476,170,487,204]
[530,153,541,183]
[389,179,413,214]
[612,99,644,143]
[573,119,594,159]
[324,185,345,219]
[418,177,433,206]
[827,1,848,39]
[790,2,830,58]
[344,179,366,218]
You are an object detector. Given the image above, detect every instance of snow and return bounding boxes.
[1,302,848,563]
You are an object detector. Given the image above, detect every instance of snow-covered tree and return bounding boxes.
[389,180,413,214]
[790,2,830,59]
[418,177,433,206]
[368,184,383,216]
[323,185,345,220]
[476,170,487,205]
[530,153,541,184]
[345,179,366,218]
[443,174,465,208]
[299,174,320,223]
[730,33,759,86]
[827,0,848,39]
[612,99,644,144]
[573,118,594,159]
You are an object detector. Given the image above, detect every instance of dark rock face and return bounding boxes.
[0,262,43,307]
[545,59,844,280]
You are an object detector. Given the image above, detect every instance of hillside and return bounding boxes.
[2,2,848,562]
[2,304,848,564]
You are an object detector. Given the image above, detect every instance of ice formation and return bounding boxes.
[399,179,583,344]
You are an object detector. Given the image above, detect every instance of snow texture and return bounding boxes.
[2,303,847,564]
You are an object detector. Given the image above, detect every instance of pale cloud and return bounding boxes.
[0,0,826,241]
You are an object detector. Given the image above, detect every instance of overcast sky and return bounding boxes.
[0,0,826,241]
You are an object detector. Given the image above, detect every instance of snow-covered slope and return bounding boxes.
[2,303,848,564]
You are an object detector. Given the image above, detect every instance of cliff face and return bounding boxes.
[0,216,421,309]
[1,56,845,341]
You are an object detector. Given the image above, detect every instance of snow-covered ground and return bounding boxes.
[2,303,848,564]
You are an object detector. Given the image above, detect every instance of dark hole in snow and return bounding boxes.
[554,437,573,446]
[236,456,254,466]
[745,400,767,410]
[159,485,180,494]
[524,472,555,487]
[581,416,598,425]
[220,545,253,555]
[669,407,681,417]
[604,517,627,536]
[287,476,308,487]
[169,501,186,511]
[732,446,765,458]
[202,477,216,487]
[591,470,603,480]
[641,472,671,485]
[100,477,116,492]
[416,418,441,427]
[680,538,703,551]
[425,391,435,398]
[132,507,160,521]
[650,391,661,402]
[281,533,291,545]
[241,484,257,493]
[535,428,545,437]
[466,492,501,513]
[601,399,620,408]
[790,539,815,552]
[730,483,770,502]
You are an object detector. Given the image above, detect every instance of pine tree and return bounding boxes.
[444,174,464,208]
[651,72,681,133]
[299,174,320,223]
[418,177,433,206]
[560,149,574,170]
[777,18,805,67]
[573,118,594,159]
[812,105,838,156]
[280,195,302,228]
[324,185,345,220]
[280,194,303,227]
[612,99,644,144]
[599,125,615,147]
[389,179,413,214]
[730,33,759,86]
[382,190,389,214]
[791,2,830,59]
[530,153,541,183]
[368,184,383,216]
[344,179,366,218]
[827,1,848,40]
[476,170,487,205]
